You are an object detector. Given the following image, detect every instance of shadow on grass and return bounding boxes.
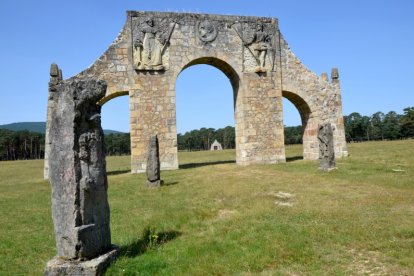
[163,181,179,186]
[120,228,182,258]
[179,160,235,169]
[107,169,130,176]
[286,156,303,162]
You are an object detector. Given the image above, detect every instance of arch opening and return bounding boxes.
[180,57,240,108]
[282,90,316,161]
[175,59,239,166]
[100,92,131,160]
[98,91,129,106]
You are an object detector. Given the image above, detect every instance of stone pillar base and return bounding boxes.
[45,246,119,276]
[147,179,163,188]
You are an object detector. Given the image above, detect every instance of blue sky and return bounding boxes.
[0,1,413,133]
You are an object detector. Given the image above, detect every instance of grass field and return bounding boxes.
[0,140,413,275]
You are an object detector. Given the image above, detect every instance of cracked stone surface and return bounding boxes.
[48,78,112,261]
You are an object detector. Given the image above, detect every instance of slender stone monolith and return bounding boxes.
[317,123,336,171]
[45,78,118,275]
[44,63,62,180]
[146,135,163,187]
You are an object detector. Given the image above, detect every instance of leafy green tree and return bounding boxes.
[104,133,130,156]
[0,129,45,161]
[284,126,302,144]
[344,112,366,141]
[370,112,385,140]
[401,107,414,138]
[383,111,401,140]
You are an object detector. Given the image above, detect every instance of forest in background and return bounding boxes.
[0,107,413,160]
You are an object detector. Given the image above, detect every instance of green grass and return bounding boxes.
[1,140,414,275]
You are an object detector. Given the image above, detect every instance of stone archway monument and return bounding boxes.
[45,10,348,173]
[45,11,348,274]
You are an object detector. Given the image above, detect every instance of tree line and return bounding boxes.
[177,126,236,151]
[0,130,132,161]
[344,107,414,142]
[101,106,414,154]
[105,133,131,156]
[1,107,413,160]
[0,129,45,161]
[100,125,300,154]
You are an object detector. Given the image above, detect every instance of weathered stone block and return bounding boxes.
[318,123,336,171]
[48,78,113,262]
[45,246,119,276]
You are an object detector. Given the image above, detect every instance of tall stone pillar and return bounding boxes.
[330,67,348,158]
[44,63,62,180]
[237,72,285,165]
[45,78,118,275]
[130,73,178,173]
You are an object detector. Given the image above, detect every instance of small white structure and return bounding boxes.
[210,140,223,151]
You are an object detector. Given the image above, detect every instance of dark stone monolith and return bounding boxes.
[146,135,163,187]
[318,123,336,171]
[45,78,118,275]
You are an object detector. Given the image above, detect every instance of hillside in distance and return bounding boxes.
[0,122,123,135]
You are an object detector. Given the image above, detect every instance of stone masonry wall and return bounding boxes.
[45,11,347,176]
[74,11,286,173]
[279,34,348,159]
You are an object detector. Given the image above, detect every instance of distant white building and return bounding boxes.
[210,140,223,151]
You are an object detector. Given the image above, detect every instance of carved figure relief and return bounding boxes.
[78,113,104,226]
[196,20,218,43]
[133,17,176,71]
[251,23,273,72]
[232,21,276,72]
[48,79,111,261]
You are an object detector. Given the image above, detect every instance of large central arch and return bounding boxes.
[179,57,240,98]
[44,11,348,177]
[175,57,240,159]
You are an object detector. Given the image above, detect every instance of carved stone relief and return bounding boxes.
[232,21,276,73]
[45,78,118,274]
[132,17,177,71]
[196,20,218,43]
[48,78,112,260]
[318,123,336,171]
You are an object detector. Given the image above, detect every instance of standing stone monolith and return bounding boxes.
[146,135,163,187]
[45,78,118,275]
[44,63,63,180]
[318,123,336,171]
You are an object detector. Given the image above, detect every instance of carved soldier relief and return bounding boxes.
[196,20,218,43]
[232,21,276,73]
[132,17,177,71]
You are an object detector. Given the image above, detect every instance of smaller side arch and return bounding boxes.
[282,90,319,160]
[98,91,129,106]
[282,90,312,126]
[98,90,133,170]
